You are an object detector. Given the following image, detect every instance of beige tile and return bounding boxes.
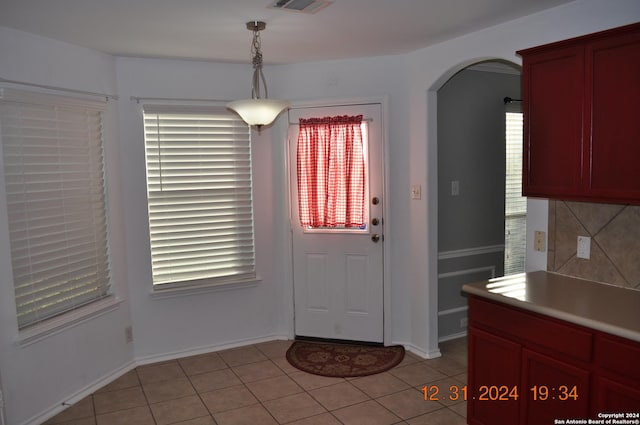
[96,406,155,425]
[377,388,443,420]
[189,367,242,393]
[595,206,640,285]
[309,381,370,410]
[451,373,467,385]
[142,376,196,404]
[448,401,467,418]
[388,362,447,387]
[179,352,227,376]
[93,386,147,415]
[332,400,401,425]
[213,403,278,425]
[219,346,267,367]
[245,374,303,401]
[566,201,625,236]
[406,407,467,424]
[289,370,345,390]
[554,201,587,268]
[172,415,216,425]
[557,241,627,285]
[395,352,421,368]
[273,356,299,374]
[45,417,96,425]
[423,356,466,377]
[351,372,410,398]
[95,369,140,393]
[43,396,94,424]
[287,413,343,425]
[263,392,326,423]
[255,339,293,359]
[150,395,209,425]
[137,361,186,384]
[232,359,284,383]
[200,384,259,413]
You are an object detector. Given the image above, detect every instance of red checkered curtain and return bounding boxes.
[297,115,365,228]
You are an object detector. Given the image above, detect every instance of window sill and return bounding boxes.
[149,275,263,300]
[15,296,123,347]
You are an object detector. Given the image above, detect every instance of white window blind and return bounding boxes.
[0,88,111,329]
[504,110,527,275]
[142,105,256,288]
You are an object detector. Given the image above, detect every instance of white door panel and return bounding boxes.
[289,104,384,342]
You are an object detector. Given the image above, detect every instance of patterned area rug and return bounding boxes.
[286,340,405,378]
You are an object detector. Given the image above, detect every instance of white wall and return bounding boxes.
[115,57,289,360]
[0,27,133,425]
[0,0,639,423]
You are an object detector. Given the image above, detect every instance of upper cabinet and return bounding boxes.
[518,23,640,204]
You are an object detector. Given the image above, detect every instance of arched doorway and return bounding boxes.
[434,60,522,342]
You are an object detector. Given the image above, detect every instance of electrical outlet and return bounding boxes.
[125,326,133,343]
[577,236,591,259]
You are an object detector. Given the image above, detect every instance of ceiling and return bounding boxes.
[0,0,576,64]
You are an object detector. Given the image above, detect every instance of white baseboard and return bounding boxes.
[21,360,137,425]
[438,331,468,343]
[135,333,289,366]
[24,333,291,425]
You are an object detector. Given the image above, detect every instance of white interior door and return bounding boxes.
[289,104,384,343]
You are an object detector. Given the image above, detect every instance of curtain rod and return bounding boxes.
[0,77,118,100]
[288,118,373,125]
[130,96,231,104]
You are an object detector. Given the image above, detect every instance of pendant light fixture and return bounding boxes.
[227,21,290,129]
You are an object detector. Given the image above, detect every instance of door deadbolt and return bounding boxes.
[371,217,380,226]
[372,197,380,205]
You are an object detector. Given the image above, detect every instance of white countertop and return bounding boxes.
[462,271,640,343]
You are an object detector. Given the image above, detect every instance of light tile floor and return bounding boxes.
[42,337,468,425]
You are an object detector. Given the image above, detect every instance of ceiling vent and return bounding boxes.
[269,0,333,14]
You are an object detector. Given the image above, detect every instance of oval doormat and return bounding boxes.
[286,341,405,378]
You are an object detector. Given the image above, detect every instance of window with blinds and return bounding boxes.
[142,105,256,288]
[504,111,527,275]
[0,88,111,329]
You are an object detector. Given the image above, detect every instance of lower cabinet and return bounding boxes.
[467,296,640,425]
[468,328,520,425]
[521,349,590,423]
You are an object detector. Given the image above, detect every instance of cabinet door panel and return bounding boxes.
[595,376,640,412]
[468,327,520,425]
[523,45,584,197]
[588,30,640,200]
[521,348,590,424]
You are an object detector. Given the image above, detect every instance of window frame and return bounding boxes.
[141,103,259,292]
[0,87,117,342]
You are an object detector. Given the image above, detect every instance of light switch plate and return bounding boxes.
[411,184,421,200]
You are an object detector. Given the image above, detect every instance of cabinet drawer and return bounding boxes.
[469,297,592,362]
[596,332,640,381]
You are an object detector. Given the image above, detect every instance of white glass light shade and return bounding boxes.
[226,98,291,127]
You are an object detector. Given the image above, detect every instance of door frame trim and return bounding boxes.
[282,96,391,345]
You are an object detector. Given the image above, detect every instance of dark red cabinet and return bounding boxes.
[468,328,520,425]
[519,23,640,204]
[467,296,640,424]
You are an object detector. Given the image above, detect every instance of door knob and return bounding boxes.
[371,234,380,243]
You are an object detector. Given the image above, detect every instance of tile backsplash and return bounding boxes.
[547,200,640,290]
